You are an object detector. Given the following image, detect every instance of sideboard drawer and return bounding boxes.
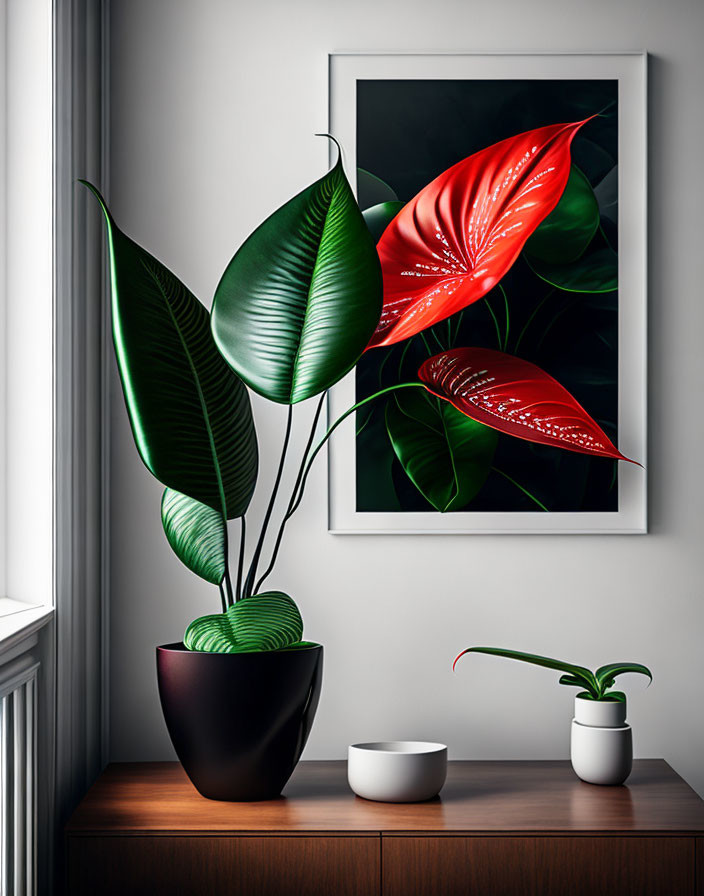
[68,835,380,896]
[382,835,695,896]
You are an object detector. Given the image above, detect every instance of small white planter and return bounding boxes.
[570,696,633,786]
[348,741,447,802]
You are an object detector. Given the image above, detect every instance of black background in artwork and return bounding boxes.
[355,79,619,514]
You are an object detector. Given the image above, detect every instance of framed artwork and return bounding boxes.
[327,52,647,534]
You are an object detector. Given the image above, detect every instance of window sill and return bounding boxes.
[0,599,53,665]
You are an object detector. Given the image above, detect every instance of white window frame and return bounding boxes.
[0,0,55,640]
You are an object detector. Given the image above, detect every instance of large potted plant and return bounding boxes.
[84,117,638,801]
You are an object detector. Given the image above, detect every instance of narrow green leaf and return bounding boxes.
[454,647,599,696]
[524,165,600,264]
[595,662,652,695]
[184,591,303,653]
[602,690,626,703]
[385,390,497,512]
[81,182,258,518]
[558,673,594,692]
[161,489,226,585]
[211,148,383,404]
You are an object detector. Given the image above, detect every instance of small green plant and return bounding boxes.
[453,647,652,702]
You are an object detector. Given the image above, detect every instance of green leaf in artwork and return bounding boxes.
[385,390,498,512]
[356,168,399,210]
[80,181,258,519]
[524,165,600,265]
[525,241,617,294]
[161,489,226,585]
[211,144,383,404]
[362,201,405,244]
[184,591,304,653]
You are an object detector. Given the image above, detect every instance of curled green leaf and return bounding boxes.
[184,591,304,653]
[161,489,226,586]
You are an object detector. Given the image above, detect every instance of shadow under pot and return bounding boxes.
[156,642,323,801]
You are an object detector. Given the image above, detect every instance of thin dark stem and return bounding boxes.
[287,382,427,520]
[492,466,548,512]
[223,569,235,607]
[397,337,415,377]
[235,516,246,601]
[420,331,433,357]
[451,310,465,347]
[255,392,327,593]
[218,583,228,614]
[498,283,510,352]
[514,289,554,354]
[377,344,396,388]
[484,297,502,348]
[430,326,445,352]
[243,404,294,598]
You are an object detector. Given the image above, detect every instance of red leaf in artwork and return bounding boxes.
[418,348,637,463]
[367,119,592,350]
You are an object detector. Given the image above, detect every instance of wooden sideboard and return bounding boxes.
[66,759,704,895]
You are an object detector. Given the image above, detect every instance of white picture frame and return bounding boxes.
[327,52,647,535]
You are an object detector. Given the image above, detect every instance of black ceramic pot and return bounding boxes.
[156,642,323,801]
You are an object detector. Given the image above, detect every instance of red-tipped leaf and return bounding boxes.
[419,347,636,463]
[367,119,592,349]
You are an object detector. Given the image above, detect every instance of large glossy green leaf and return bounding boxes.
[524,165,600,264]
[453,647,599,697]
[184,591,303,653]
[161,489,226,585]
[211,149,383,404]
[386,391,497,512]
[526,242,617,294]
[81,182,258,518]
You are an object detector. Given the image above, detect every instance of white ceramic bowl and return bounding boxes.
[348,741,447,803]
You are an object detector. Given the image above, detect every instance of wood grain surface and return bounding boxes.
[68,835,380,896]
[382,835,694,896]
[66,759,704,835]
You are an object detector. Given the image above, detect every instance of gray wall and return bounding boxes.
[108,0,704,795]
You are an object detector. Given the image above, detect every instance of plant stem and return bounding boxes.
[430,326,445,352]
[492,466,549,512]
[235,516,246,601]
[242,404,294,598]
[218,583,227,614]
[451,310,465,347]
[536,298,578,352]
[254,391,327,593]
[498,283,510,352]
[420,331,434,357]
[223,569,235,607]
[484,297,502,349]
[287,382,427,520]
[514,289,554,354]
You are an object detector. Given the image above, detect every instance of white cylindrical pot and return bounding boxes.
[570,697,633,786]
[574,695,627,728]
